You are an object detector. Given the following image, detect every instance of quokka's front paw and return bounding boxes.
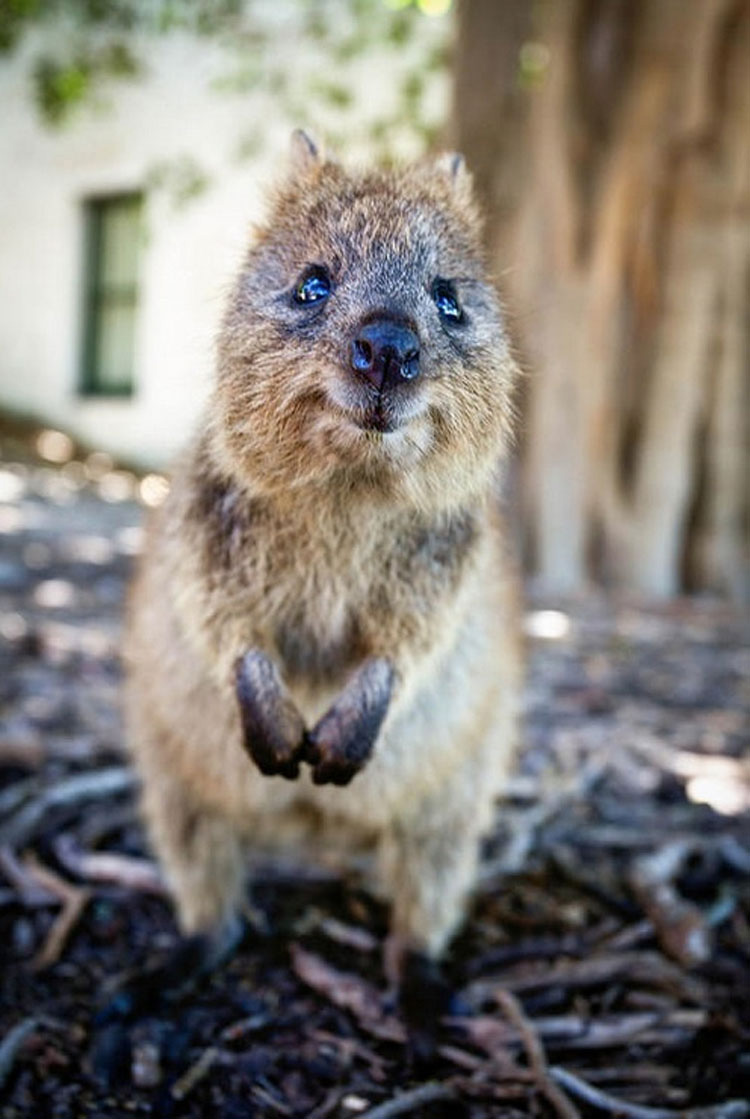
[302,657,395,786]
[301,725,367,786]
[235,650,394,785]
[235,650,306,779]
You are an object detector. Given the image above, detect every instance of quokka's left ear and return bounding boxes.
[435,151,466,180]
[289,129,323,176]
[288,129,341,178]
[432,151,474,206]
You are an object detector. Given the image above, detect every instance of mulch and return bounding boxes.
[0,423,748,1118]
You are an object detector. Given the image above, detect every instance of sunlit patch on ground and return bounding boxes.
[0,467,26,503]
[522,608,571,640]
[676,753,750,816]
[33,578,77,609]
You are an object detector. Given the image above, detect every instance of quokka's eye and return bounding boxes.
[293,265,332,305]
[431,277,463,324]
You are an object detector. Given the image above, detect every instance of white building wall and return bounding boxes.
[0,12,450,468]
[0,33,281,467]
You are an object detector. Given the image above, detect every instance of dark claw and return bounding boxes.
[302,730,358,785]
[90,924,243,1089]
[235,650,306,779]
[253,751,301,780]
[310,754,360,787]
[400,950,456,1069]
[96,934,208,1025]
[96,920,244,1026]
[89,1021,131,1088]
[276,757,301,780]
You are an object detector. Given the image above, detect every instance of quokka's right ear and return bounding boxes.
[289,129,325,176]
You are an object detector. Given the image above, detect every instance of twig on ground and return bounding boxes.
[307,1088,350,1119]
[358,1082,457,1119]
[0,774,44,824]
[251,1081,293,1114]
[442,1042,535,1081]
[457,1007,705,1057]
[495,989,580,1119]
[33,896,90,970]
[318,916,378,952]
[466,950,703,1002]
[483,759,606,877]
[23,855,91,970]
[465,931,591,976]
[290,945,405,1043]
[170,1046,220,1101]
[0,846,56,906]
[310,1029,391,1076]
[0,767,135,848]
[220,1012,274,1043]
[52,834,165,895]
[554,826,686,850]
[0,1017,39,1092]
[597,919,655,952]
[557,1009,704,1049]
[549,1066,750,1119]
[630,841,712,966]
[436,1044,486,1071]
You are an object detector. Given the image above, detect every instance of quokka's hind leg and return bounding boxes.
[99,759,246,1025]
[379,792,486,963]
[377,765,500,1063]
[141,765,246,938]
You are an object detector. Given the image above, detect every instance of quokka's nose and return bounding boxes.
[350,318,420,391]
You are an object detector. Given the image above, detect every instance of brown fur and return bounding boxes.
[124,136,521,960]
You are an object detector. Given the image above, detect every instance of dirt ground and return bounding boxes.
[1,425,748,1118]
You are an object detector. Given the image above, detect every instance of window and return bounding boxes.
[80,193,143,397]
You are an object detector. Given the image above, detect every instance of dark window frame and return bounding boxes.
[79,191,142,398]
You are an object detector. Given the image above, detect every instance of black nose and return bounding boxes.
[350,318,420,391]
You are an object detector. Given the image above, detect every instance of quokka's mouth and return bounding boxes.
[355,408,398,434]
[326,390,417,438]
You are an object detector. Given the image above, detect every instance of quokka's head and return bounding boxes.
[214,132,518,509]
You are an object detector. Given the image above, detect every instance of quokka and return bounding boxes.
[124,131,521,1020]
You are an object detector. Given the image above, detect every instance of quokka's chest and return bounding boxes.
[270,575,370,686]
[189,466,482,682]
[261,511,482,688]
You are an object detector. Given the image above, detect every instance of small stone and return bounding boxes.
[131,1039,162,1088]
[342,1096,369,1113]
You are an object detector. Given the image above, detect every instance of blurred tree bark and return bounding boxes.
[454,0,749,599]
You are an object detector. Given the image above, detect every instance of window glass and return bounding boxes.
[81,194,142,396]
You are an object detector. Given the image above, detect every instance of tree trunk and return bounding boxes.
[453,0,750,600]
